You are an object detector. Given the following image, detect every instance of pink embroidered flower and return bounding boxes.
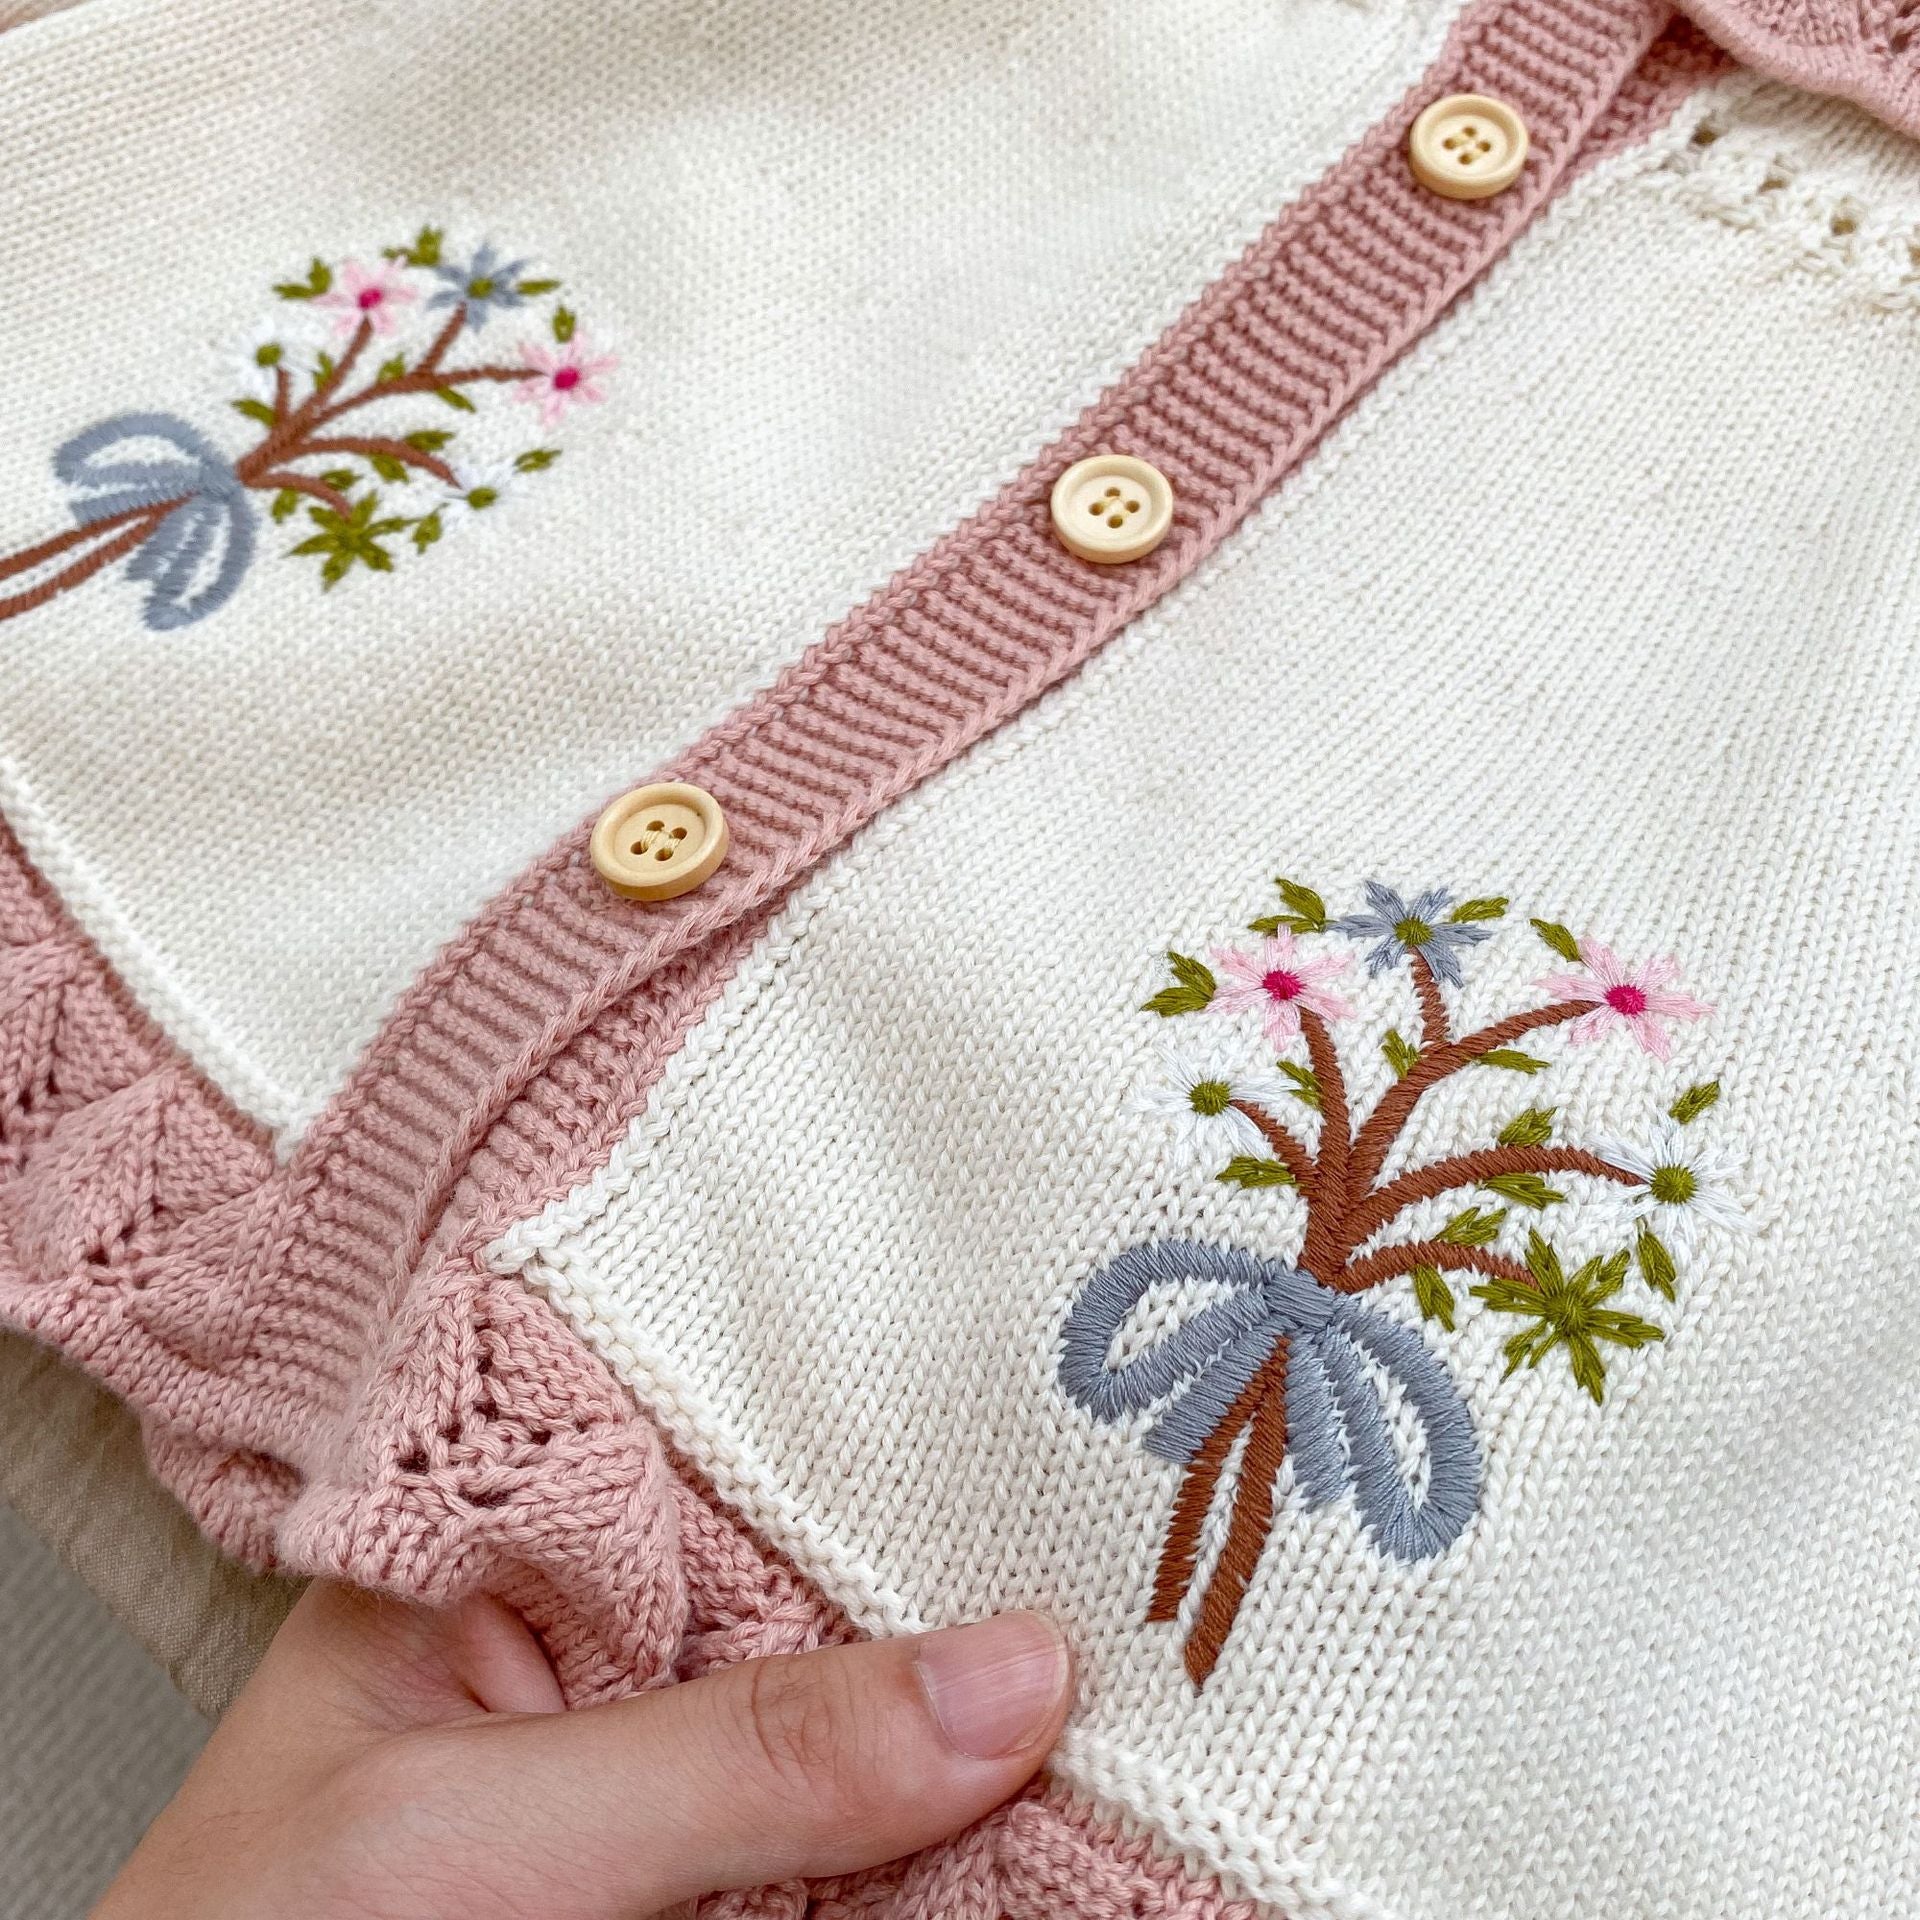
[314,258,418,338]
[1536,940,1713,1060]
[1208,933,1355,1047]
[516,334,618,426]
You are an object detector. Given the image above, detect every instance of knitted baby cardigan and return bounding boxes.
[2,0,1917,1913]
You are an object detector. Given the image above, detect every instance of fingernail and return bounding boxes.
[913,1612,1069,1760]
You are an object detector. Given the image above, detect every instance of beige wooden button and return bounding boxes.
[591,781,728,901]
[1408,94,1529,201]
[1049,453,1174,564]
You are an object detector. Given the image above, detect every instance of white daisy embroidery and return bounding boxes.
[1133,1042,1304,1167]
[444,458,528,523]
[1599,1116,1750,1247]
[223,315,315,404]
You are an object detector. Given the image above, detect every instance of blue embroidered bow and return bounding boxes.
[1059,1240,1481,1561]
[55,413,256,631]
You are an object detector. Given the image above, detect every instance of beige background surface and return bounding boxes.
[0,1335,298,1913]
[0,1502,208,1916]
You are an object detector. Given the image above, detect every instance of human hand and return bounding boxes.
[94,1580,1073,1918]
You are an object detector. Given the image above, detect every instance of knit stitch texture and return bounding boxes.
[3,0,1917,1911]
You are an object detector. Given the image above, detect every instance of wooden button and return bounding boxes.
[1408,94,1529,201]
[591,782,729,901]
[1049,453,1174,564]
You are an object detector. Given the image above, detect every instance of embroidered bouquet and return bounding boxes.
[1059,879,1749,1684]
[0,225,615,631]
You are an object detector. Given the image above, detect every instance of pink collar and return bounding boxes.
[1683,0,1920,135]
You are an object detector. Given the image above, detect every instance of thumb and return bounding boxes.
[414,1610,1072,1917]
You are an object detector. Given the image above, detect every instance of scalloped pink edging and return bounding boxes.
[0,4,1736,1914]
[1678,0,1920,135]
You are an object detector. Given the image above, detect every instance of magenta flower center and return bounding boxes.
[1261,968,1305,1003]
[357,287,384,311]
[1605,982,1648,1016]
[553,365,581,391]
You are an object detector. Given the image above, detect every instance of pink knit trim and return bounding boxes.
[1,6,1722,1912]
[1678,0,1920,134]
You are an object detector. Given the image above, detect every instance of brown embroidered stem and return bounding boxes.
[1298,1010,1350,1281]
[1411,949,1450,1050]
[1336,1239,1535,1295]
[253,469,353,518]
[1146,1363,1268,1625]
[1338,1144,1639,1256]
[0,506,173,623]
[417,308,464,379]
[306,361,533,432]
[271,363,290,422]
[325,318,374,407]
[1229,1100,1317,1196]
[295,435,459,487]
[1184,1354,1290,1687]
[1343,1001,1589,1202]
[0,504,158,586]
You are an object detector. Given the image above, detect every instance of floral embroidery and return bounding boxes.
[1207,930,1355,1047]
[1059,879,1748,1685]
[0,224,615,631]
[1333,879,1500,986]
[516,328,620,428]
[1132,1041,1311,1168]
[313,256,418,337]
[426,242,543,331]
[1535,934,1713,1058]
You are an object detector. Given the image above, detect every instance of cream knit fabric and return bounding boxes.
[495,79,1920,1918]
[0,0,1462,1136]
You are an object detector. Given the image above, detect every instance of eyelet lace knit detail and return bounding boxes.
[1654,74,1920,298]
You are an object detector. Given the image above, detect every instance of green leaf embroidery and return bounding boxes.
[376,354,409,383]
[434,386,478,413]
[1496,1106,1555,1147]
[1277,1061,1322,1112]
[411,510,443,553]
[273,256,332,300]
[516,276,561,296]
[1477,1049,1550,1074]
[552,304,577,344]
[230,397,277,427]
[315,350,337,385]
[384,225,443,269]
[1530,917,1582,963]
[1472,1231,1664,1405]
[1669,1080,1721,1124]
[1411,1264,1456,1332]
[269,489,299,523]
[1217,1156,1296,1190]
[1478,1172,1565,1210]
[289,492,410,587]
[514,447,561,473]
[369,452,410,483]
[1141,950,1217,1017]
[1438,1205,1507,1247]
[318,468,358,491]
[1262,876,1328,935]
[1381,1028,1419,1079]
[1634,1225,1677,1301]
[403,429,454,453]
[1448,896,1508,923]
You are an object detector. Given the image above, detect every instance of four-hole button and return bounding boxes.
[1408,93,1529,201]
[1049,453,1174,564]
[591,781,729,902]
